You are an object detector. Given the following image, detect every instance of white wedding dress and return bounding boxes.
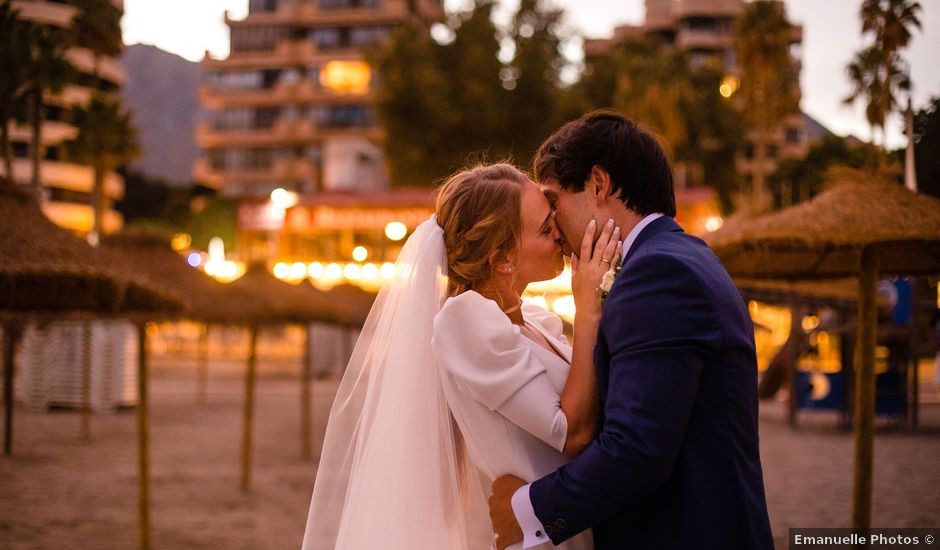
[301,215,592,550]
[433,291,594,550]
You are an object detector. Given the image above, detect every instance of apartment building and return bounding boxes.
[584,0,813,192]
[4,0,126,235]
[195,0,444,199]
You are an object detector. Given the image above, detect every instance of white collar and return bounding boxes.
[621,213,665,259]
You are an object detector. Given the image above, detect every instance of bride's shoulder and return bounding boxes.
[436,290,509,325]
[433,291,520,346]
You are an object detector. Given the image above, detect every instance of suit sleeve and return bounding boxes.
[528,252,722,544]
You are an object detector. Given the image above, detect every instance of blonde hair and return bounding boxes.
[435,163,528,297]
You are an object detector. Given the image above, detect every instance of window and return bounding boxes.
[212,71,264,90]
[209,148,275,170]
[308,105,375,127]
[309,27,342,50]
[48,186,92,205]
[231,25,288,52]
[255,107,281,129]
[350,26,391,46]
[318,0,380,9]
[785,127,802,144]
[249,0,278,13]
[683,17,717,32]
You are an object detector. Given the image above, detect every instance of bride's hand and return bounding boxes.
[571,218,621,321]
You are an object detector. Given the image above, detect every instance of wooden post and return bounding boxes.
[852,247,878,529]
[81,321,92,441]
[196,324,209,405]
[910,358,919,430]
[241,325,258,491]
[136,322,152,550]
[300,324,312,460]
[3,322,21,456]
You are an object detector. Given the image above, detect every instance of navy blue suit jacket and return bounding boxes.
[529,216,773,549]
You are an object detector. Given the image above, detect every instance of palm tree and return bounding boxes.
[733,0,799,208]
[845,0,921,150]
[861,0,922,58]
[64,93,140,240]
[67,0,123,82]
[843,45,911,149]
[0,1,31,182]
[23,23,74,197]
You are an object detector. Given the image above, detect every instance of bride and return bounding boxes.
[301,163,622,550]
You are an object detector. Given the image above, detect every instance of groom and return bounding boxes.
[488,111,774,549]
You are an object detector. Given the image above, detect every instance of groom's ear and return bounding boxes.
[590,165,614,205]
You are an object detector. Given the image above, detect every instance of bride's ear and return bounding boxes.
[490,251,515,275]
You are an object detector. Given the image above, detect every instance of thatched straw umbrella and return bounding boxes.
[99,233,257,404]
[0,180,181,550]
[734,278,860,309]
[709,167,940,529]
[226,262,343,490]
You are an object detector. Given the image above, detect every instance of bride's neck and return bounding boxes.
[477,279,524,325]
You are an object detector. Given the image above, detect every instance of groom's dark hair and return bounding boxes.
[533,110,676,217]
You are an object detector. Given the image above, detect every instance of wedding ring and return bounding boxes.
[601,258,611,263]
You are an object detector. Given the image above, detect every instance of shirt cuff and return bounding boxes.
[511,483,550,548]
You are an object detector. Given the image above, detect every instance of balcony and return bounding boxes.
[203,39,315,70]
[66,48,126,88]
[675,28,732,51]
[43,201,123,235]
[193,157,316,187]
[6,159,123,199]
[10,0,78,28]
[226,0,441,27]
[9,120,76,146]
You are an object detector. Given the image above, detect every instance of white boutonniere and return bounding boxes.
[598,257,622,301]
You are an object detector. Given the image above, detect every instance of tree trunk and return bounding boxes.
[753,130,767,209]
[92,158,106,238]
[136,322,151,550]
[852,246,878,529]
[29,89,44,200]
[0,108,14,183]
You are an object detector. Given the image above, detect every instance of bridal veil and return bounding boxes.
[301,215,491,550]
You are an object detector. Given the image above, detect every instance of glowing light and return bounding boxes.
[380,262,397,279]
[551,296,576,319]
[273,262,290,279]
[204,259,241,281]
[384,221,408,241]
[208,237,226,262]
[290,261,308,279]
[352,246,369,262]
[705,216,723,233]
[325,263,343,280]
[719,75,739,98]
[320,60,372,94]
[801,314,820,332]
[270,187,299,209]
[308,262,324,278]
[187,252,203,267]
[171,233,192,251]
[361,263,379,280]
[344,263,361,280]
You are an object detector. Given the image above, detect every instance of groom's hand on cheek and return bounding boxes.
[489,475,526,550]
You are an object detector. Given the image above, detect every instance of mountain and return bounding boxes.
[119,44,202,185]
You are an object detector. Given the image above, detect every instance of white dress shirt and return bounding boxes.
[511,213,666,548]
